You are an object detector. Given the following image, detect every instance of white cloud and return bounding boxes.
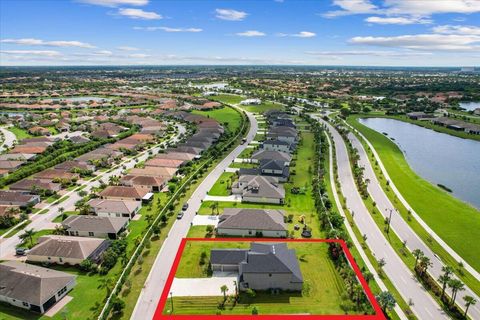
[128,53,149,58]
[0,50,62,57]
[293,31,316,38]
[383,0,480,16]
[236,30,266,37]
[277,31,316,38]
[77,0,148,7]
[323,0,480,19]
[0,38,95,48]
[215,8,248,21]
[432,25,480,35]
[365,16,432,25]
[118,8,161,20]
[133,26,202,32]
[305,50,433,57]
[323,0,378,17]
[116,46,139,51]
[350,33,480,51]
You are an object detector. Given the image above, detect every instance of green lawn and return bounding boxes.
[167,241,362,316]
[208,172,236,196]
[52,211,78,223]
[348,114,480,272]
[211,94,245,105]
[17,229,54,249]
[192,106,243,133]
[8,126,33,141]
[228,162,257,169]
[238,148,255,158]
[240,101,284,114]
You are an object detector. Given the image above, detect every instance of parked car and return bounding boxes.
[177,211,184,219]
[182,203,189,211]
[15,248,28,256]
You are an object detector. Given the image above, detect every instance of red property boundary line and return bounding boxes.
[153,238,386,320]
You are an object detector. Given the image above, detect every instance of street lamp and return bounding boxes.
[385,208,395,234]
[170,291,174,314]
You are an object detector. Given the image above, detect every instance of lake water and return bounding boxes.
[459,102,480,111]
[359,118,480,209]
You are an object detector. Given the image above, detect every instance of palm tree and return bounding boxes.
[6,206,21,217]
[418,256,432,277]
[20,229,36,247]
[145,215,154,225]
[448,279,465,307]
[412,249,424,267]
[438,266,454,300]
[362,270,374,284]
[109,175,120,186]
[98,277,115,296]
[376,291,396,314]
[220,285,229,303]
[463,295,477,318]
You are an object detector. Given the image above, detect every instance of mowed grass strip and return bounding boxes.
[348,114,480,272]
[167,242,355,315]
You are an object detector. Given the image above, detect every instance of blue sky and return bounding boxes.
[1,0,479,66]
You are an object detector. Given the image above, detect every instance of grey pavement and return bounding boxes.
[0,126,17,152]
[130,109,257,320]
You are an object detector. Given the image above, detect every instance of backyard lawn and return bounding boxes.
[165,241,362,316]
[348,114,480,272]
[207,172,236,196]
[240,101,284,114]
[8,126,32,141]
[192,106,242,133]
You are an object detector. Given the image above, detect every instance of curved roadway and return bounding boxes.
[316,117,447,320]
[348,129,480,319]
[131,108,257,320]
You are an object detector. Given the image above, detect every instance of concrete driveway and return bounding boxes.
[203,195,241,202]
[170,274,238,297]
[192,215,219,226]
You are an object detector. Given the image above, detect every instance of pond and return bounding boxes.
[459,102,480,111]
[359,117,480,209]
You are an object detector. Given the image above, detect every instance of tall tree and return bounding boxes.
[448,279,465,307]
[463,295,477,319]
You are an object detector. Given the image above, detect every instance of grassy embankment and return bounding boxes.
[347,114,480,274]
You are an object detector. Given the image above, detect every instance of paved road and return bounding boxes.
[0,126,17,152]
[0,123,185,257]
[343,120,480,281]
[130,109,257,320]
[348,131,480,319]
[316,118,447,320]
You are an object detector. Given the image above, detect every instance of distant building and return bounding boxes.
[240,98,262,105]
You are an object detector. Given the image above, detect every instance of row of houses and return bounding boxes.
[232,110,298,204]
[406,112,480,134]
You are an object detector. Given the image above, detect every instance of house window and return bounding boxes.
[58,286,67,296]
[22,302,29,307]
[269,273,272,277]
[88,232,94,236]
[59,257,63,263]
[248,230,252,235]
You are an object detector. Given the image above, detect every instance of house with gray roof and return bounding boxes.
[262,139,295,153]
[251,150,292,166]
[0,261,76,314]
[62,215,129,239]
[217,208,287,238]
[210,243,303,291]
[232,175,285,204]
[88,198,141,219]
[27,235,110,265]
